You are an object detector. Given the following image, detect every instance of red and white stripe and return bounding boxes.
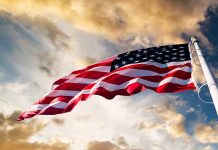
[18,56,195,120]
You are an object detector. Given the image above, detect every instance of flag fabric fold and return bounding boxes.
[18,43,195,120]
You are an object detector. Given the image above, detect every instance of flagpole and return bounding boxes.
[191,36,218,116]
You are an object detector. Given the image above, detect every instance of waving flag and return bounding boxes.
[18,43,195,120]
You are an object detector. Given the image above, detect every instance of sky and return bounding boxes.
[0,0,218,150]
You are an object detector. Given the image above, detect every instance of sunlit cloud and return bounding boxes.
[0,0,217,46]
[195,123,218,143]
[0,111,69,150]
[86,141,120,150]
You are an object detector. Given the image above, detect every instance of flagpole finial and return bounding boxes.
[191,36,198,44]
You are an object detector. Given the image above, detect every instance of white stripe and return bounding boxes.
[62,66,110,80]
[48,90,79,97]
[26,104,49,111]
[27,76,193,112]
[49,65,192,97]
[55,61,190,83]
[47,76,193,98]
[49,64,192,97]
[28,75,193,112]
[90,77,192,92]
[63,61,193,107]
[27,101,68,111]
[87,66,111,72]
[65,65,191,83]
[41,101,68,111]
[117,66,191,77]
[66,77,96,84]
[122,60,191,68]
[30,76,193,112]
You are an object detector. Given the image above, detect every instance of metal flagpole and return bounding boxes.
[191,36,218,116]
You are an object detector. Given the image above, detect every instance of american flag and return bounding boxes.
[18,43,195,120]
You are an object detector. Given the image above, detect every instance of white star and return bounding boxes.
[162,47,167,51]
[143,57,147,60]
[180,50,185,52]
[149,59,153,61]
[165,55,170,58]
[179,53,185,56]
[125,52,130,56]
[117,57,121,60]
[172,48,177,51]
[172,57,177,60]
[114,64,119,69]
[164,60,169,62]
[122,61,126,65]
[180,58,185,61]
[136,53,141,57]
[158,52,163,55]
[143,50,148,54]
[172,53,177,55]
[129,57,134,61]
[138,49,142,52]
[179,46,184,48]
[168,45,173,48]
[157,57,162,60]
[165,50,170,53]
[150,55,155,57]
[135,60,139,63]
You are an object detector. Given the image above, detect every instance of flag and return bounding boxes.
[18,43,195,120]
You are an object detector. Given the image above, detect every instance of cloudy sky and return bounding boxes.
[0,0,218,150]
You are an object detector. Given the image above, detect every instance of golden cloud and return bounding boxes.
[137,104,189,140]
[156,106,187,139]
[189,44,218,84]
[52,118,65,125]
[116,137,129,148]
[87,141,120,150]
[195,123,218,143]
[0,0,217,45]
[0,111,69,150]
[1,0,216,82]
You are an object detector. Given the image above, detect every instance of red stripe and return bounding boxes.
[93,82,195,99]
[54,83,88,91]
[53,64,191,91]
[53,70,108,86]
[53,69,84,85]
[102,70,191,84]
[75,71,108,79]
[34,96,73,105]
[34,67,192,104]
[112,63,191,74]
[27,81,195,118]
[18,110,41,121]
[52,69,191,93]
[53,79,68,85]
[52,57,115,86]
[53,61,190,88]
[39,107,65,115]
[63,81,195,113]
